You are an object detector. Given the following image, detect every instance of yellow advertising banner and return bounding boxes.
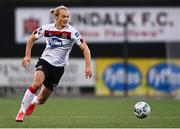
[96,58,180,96]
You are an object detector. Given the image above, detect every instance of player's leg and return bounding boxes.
[35,85,52,104]
[16,70,45,122]
[26,66,64,116]
[25,85,52,116]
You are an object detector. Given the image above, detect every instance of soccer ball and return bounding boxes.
[134,101,151,119]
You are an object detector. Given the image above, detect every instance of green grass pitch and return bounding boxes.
[0,97,180,128]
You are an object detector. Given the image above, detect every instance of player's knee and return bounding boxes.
[38,97,47,104]
[32,81,42,90]
[39,100,45,104]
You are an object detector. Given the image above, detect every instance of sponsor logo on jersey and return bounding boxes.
[102,63,141,91]
[48,36,63,47]
[147,63,180,92]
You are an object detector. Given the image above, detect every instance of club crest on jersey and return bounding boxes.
[61,33,68,39]
[48,36,63,47]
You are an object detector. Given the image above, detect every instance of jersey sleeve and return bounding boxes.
[71,28,82,45]
[33,25,47,39]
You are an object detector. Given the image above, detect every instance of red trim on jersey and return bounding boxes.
[44,30,71,39]
[28,86,37,94]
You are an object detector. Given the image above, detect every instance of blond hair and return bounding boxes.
[50,5,69,17]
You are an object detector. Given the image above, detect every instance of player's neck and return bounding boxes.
[55,23,66,30]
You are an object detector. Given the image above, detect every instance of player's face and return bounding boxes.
[56,9,69,28]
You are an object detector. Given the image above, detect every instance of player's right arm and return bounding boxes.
[22,25,46,68]
[22,33,38,68]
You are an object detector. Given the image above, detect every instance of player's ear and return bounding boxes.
[55,16,58,20]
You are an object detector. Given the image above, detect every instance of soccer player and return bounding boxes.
[15,5,92,122]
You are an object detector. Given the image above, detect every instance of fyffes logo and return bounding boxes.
[48,36,63,47]
[147,63,180,92]
[102,63,141,91]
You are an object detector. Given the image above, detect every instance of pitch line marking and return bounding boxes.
[1,116,180,119]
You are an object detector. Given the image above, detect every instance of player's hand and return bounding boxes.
[85,66,92,79]
[21,56,31,68]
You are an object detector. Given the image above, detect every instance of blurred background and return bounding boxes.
[0,0,180,98]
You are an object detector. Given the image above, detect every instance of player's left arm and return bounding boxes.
[79,39,92,79]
